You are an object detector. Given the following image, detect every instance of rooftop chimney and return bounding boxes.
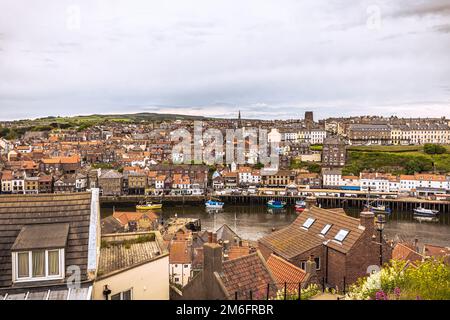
[305,196,317,210]
[359,211,375,236]
[208,231,213,243]
[203,243,222,273]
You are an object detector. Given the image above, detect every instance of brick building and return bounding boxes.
[98,170,123,196]
[258,206,392,291]
[322,136,347,168]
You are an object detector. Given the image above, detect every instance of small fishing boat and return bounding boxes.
[267,200,286,209]
[136,202,163,210]
[364,199,391,214]
[413,207,439,217]
[205,200,224,209]
[295,200,306,213]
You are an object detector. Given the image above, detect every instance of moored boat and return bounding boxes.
[413,207,439,217]
[267,200,286,209]
[205,200,224,209]
[295,200,306,213]
[136,202,163,210]
[364,200,391,214]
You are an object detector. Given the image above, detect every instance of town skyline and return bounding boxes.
[1,109,450,123]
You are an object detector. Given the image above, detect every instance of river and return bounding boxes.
[101,204,450,247]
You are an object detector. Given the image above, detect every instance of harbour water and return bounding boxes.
[101,204,450,246]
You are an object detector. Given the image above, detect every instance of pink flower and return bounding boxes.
[375,290,388,300]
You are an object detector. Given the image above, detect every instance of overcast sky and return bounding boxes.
[0,0,449,120]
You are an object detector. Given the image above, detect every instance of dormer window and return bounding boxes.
[302,218,315,229]
[11,223,69,283]
[14,249,64,282]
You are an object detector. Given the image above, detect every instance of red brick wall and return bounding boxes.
[326,247,346,290]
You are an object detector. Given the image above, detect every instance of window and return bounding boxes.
[300,262,306,270]
[320,224,332,235]
[302,218,315,229]
[111,289,132,300]
[315,257,321,270]
[184,264,189,268]
[13,249,64,282]
[334,229,349,242]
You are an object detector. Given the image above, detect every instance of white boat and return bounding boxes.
[205,200,224,209]
[413,207,439,217]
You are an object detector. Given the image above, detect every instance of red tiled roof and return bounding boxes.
[169,240,192,264]
[112,211,158,226]
[392,243,424,263]
[423,244,450,261]
[218,251,277,300]
[266,254,307,290]
[227,246,251,260]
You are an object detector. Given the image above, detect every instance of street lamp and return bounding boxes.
[375,214,386,266]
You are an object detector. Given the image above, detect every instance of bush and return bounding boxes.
[272,283,321,300]
[423,144,447,155]
[345,259,450,300]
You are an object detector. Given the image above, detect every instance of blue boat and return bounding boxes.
[267,200,286,209]
[205,200,224,209]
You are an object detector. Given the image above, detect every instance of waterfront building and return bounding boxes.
[399,173,450,195]
[98,169,123,196]
[24,176,39,194]
[360,172,398,193]
[237,166,261,186]
[261,170,296,187]
[321,168,342,188]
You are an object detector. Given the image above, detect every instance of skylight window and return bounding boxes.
[302,218,315,229]
[334,229,349,242]
[320,224,332,235]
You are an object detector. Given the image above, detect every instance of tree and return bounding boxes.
[423,144,446,155]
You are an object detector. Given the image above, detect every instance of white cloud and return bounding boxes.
[0,0,449,120]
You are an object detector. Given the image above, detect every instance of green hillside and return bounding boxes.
[343,145,450,175]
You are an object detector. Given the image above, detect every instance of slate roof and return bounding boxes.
[215,224,241,244]
[217,251,277,300]
[98,239,163,278]
[259,206,365,259]
[12,223,70,250]
[0,192,95,288]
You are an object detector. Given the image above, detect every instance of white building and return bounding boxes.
[169,241,192,287]
[391,124,450,145]
[238,167,261,185]
[322,169,342,188]
[400,174,450,192]
[359,173,395,192]
[93,231,169,300]
[298,129,327,144]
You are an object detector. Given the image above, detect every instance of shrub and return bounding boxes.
[345,259,450,300]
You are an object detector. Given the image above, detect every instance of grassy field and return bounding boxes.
[343,145,450,175]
